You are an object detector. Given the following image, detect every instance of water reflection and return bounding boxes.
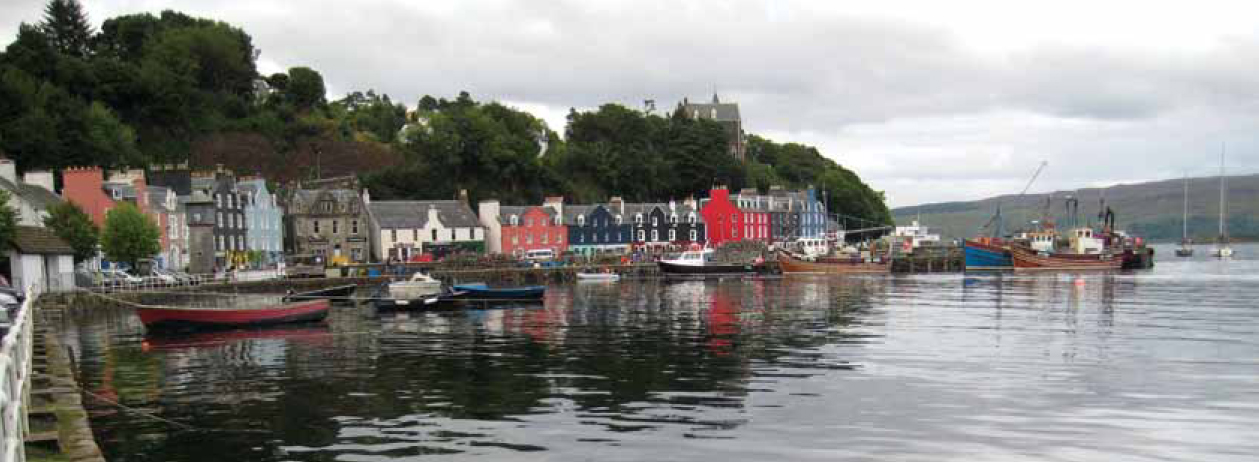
[64,247,1259,461]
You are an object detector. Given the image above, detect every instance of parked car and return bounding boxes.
[154,268,195,285]
[146,269,179,285]
[101,269,142,285]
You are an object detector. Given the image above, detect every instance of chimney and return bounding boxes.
[459,189,469,204]
[23,170,55,193]
[361,188,371,204]
[669,199,676,212]
[609,196,624,215]
[0,158,17,184]
[543,196,563,217]
[478,199,500,228]
[684,195,697,210]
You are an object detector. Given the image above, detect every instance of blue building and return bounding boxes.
[238,178,284,266]
[801,187,827,239]
[565,203,632,256]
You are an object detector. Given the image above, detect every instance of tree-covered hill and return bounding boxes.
[893,174,1259,242]
[1,0,891,224]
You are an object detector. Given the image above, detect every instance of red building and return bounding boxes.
[700,187,743,246]
[498,204,567,255]
[61,167,116,227]
[732,189,771,243]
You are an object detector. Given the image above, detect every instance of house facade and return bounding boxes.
[480,202,566,256]
[368,199,485,262]
[286,183,371,264]
[203,172,249,269]
[732,189,772,243]
[184,191,217,274]
[700,187,743,247]
[626,201,706,251]
[239,178,284,266]
[565,204,632,255]
[61,166,116,228]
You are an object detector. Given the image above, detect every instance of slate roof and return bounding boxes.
[0,177,62,210]
[560,204,593,225]
[369,200,481,229]
[11,225,74,255]
[682,102,741,122]
[496,205,557,224]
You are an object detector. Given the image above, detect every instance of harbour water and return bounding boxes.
[65,243,1258,461]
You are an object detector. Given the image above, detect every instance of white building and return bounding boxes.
[8,226,75,292]
[368,199,485,261]
[893,220,941,249]
[0,158,61,226]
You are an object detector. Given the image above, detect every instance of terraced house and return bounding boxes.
[286,180,370,264]
[368,197,485,262]
[564,203,631,256]
[478,197,566,256]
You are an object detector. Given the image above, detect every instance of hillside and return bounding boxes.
[893,174,1259,242]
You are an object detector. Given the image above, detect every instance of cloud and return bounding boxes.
[3,0,1258,207]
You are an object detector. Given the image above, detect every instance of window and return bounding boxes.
[352,220,359,234]
[510,215,519,226]
[217,212,223,226]
[314,220,321,233]
[412,229,418,240]
[542,233,549,244]
[670,214,678,224]
[669,229,677,241]
[512,235,519,246]
[652,216,658,226]
[332,220,339,234]
[638,230,645,241]
[526,234,533,245]
[732,227,737,239]
[323,201,333,213]
[690,230,698,241]
[579,234,585,243]
[688,213,696,224]
[635,214,643,225]
[616,215,623,225]
[451,229,456,240]
[526,218,533,227]
[391,229,397,242]
[578,215,585,226]
[432,229,438,241]
[351,248,362,262]
[215,194,222,207]
[239,213,245,228]
[217,235,223,251]
[651,230,658,242]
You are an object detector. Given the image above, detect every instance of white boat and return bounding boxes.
[388,272,443,299]
[576,272,620,282]
[1212,146,1234,258]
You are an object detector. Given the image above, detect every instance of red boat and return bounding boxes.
[136,299,330,330]
[1009,245,1123,271]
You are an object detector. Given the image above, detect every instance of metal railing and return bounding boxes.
[0,288,36,462]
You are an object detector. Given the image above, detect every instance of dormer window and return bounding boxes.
[688,212,696,224]
[510,215,519,226]
[616,215,623,225]
[578,215,585,226]
[635,213,643,225]
[670,214,678,224]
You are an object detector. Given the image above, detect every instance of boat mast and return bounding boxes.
[1182,173,1189,242]
[1219,144,1227,241]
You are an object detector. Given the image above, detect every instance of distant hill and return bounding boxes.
[893,174,1259,242]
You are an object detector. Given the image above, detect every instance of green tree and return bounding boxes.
[43,200,99,263]
[286,67,325,109]
[100,202,160,268]
[40,0,93,58]
[0,189,17,254]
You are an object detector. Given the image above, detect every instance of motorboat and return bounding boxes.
[657,249,755,277]
[387,272,443,299]
[576,272,621,282]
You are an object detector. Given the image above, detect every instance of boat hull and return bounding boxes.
[964,239,1013,271]
[777,251,889,274]
[283,284,357,303]
[451,283,546,301]
[657,260,756,277]
[137,300,330,330]
[576,273,620,282]
[1010,246,1123,271]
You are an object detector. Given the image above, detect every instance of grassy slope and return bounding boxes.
[893,174,1259,242]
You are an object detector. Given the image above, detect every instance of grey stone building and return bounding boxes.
[679,93,746,161]
[285,180,371,264]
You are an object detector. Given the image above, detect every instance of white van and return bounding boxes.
[523,249,555,262]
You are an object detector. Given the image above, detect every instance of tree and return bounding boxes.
[286,67,325,109]
[40,0,93,57]
[100,202,160,268]
[43,200,99,263]
[0,189,17,254]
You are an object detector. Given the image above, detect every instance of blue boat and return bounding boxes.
[451,283,546,301]
[964,239,1013,271]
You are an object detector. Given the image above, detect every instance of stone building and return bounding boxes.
[285,179,371,264]
[679,93,746,161]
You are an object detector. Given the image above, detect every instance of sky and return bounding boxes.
[4,0,1259,207]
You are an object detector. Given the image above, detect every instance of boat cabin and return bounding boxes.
[666,249,714,267]
[1025,232,1056,253]
[1069,228,1104,255]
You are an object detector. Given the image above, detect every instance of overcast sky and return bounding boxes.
[4,0,1258,207]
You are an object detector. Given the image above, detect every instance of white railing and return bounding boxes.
[0,290,36,462]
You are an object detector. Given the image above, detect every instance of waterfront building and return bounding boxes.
[765,186,827,241]
[285,178,371,264]
[8,226,75,292]
[0,158,61,227]
[892,220,942,251]
[679,94,747,161]
[187,171,250,269]
[699,187,743,246]
[146,186,185,270]
[732,188,772,243]
[368,197,485,262]
[478,198,566,256]
[564,203,632,256]
[184,191,217,274]
[238,178,284,266]
[626,200,706,251]
[60,166,116,227]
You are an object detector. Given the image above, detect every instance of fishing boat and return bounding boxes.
[136,299,330,331]
[964,237,1013,271]
[657,249,756,277]
[387,272,443,299]
[283,284,357,302]
[1009,228,1124,271]
[777,250,890,274]
[450,283,545,301]
[576,272,620,282]
[372,289,469,309]
[1176,174,1194,257]
[1212,147,1234,258]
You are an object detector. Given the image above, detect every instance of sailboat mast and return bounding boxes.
[1219,144,1226,238]
[1182,174,1188,240]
